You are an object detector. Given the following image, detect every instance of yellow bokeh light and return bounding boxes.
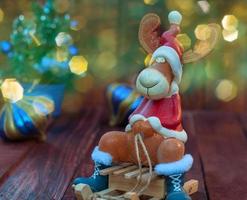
[166,0,194,16]
[194,24,211,41]
[1,79,24,103]
[98,29,117,51]
[144,0,157,5]
[69,56,88,75]
[222,15,238,31]
[176,33,191,50]
[222,29,238,42]
[144,53,152,67]
[96,51,117,70]
[56,48,69,62]
[0,8,4,23]
[215,79,237,102]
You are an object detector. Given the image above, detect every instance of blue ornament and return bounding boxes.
[0,41,12,54]
[69,45,78,56]
[22,83,65,117]
[0,95,54,141]
[107,83,143,126]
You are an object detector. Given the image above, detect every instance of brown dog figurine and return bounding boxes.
[74,10,220,200]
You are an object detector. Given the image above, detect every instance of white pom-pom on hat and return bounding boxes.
[168,10,182,25]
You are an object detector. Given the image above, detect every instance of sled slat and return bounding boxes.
[137,172,159,182]
[100,163,132,175]
[183,179,199,195]
[124,168,149,179]
[73,183,93,200]
[113,165,138,175]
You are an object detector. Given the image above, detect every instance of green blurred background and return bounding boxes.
[0,0,246,113]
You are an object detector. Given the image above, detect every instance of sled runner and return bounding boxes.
[72,163,198,200]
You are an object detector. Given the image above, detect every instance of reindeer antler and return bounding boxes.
[139,13,161,54]
[182,23,221,64]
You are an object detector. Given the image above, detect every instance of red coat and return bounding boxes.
[129,94,183,132]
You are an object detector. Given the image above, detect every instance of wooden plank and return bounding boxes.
[0,140,35,185]
[0,120,54,185]
[62,108,117,200]
[183,179,199,195]
[193,111,247,200]
[182,112,208,200]
[113,165,138,175]
[109,174,165,198]
[0,107,104,200]
[124,168,149,179]
[100,163,132,176]
[137,172,159,182]
[73,183,93,200]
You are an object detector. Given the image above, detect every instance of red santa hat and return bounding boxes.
[151,11,184,84]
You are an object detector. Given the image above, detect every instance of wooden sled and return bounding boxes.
[73,163,198,200]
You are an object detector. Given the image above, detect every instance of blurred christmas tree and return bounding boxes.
[0,0,86,84]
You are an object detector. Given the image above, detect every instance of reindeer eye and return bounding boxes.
[155,57,166,63]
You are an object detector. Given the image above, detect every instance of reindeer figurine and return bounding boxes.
[74,11,220,200]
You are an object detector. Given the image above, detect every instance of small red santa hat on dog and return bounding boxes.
[151,11,184,84]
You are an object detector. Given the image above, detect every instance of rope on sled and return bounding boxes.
[89,133,153,200]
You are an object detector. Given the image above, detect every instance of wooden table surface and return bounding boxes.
[0,107,247,200]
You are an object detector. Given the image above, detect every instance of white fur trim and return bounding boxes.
[168,81,179,96]
[129,114,146,125]
[147,117,187,142]
[91,146,112,166]
[155,154,193,176]
[128,114,187,142]
[152,46,183,83]
[168,10,182,25]
[125,124,131,132]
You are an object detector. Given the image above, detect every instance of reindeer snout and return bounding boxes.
[138,69,161,88]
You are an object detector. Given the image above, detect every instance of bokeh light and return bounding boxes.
[98,29,117,51]
[143,0,158,5]
[197,0,210,14]
[0,8,4,23]
[166,0,194,17]
[144,53,152,67]
[96,51,117,70]
[69,56,88,75]
[222,29,238,42]
[194,24,211,41]
[1,79,24,103]
[70,16,87,31]
[222,15,238,31]
[176,33,191,50]
[56,48,69,62]
[215,79,238,102]
[55,32,73,47]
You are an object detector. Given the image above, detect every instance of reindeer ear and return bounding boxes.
[139,13,161,54]
[182,23,221,64]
